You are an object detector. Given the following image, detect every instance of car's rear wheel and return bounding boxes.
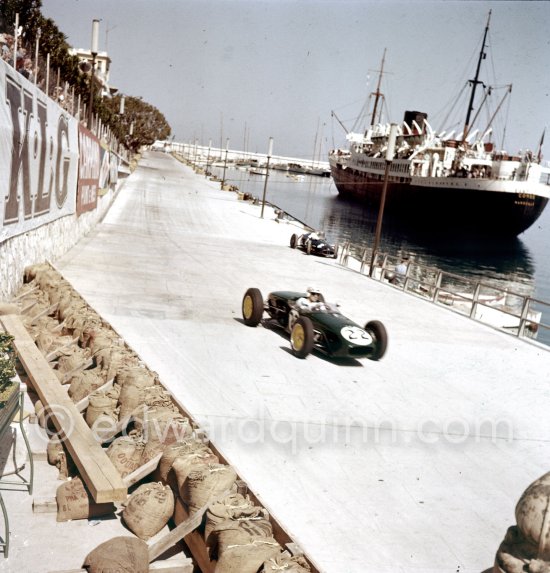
[364,320,388,360]
[290,234,298,248]
[242,288,264,326]
[306,240,313,255]
[290,317,314,358]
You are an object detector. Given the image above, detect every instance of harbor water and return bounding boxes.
[211,163,550,345]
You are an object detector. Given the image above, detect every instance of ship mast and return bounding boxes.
[462,10,492,143]
[369,49,387,129]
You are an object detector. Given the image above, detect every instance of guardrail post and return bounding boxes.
[360,249,369,274]
[380,255,388,282]
[518,297,531,338]
[470,283,482,319]
[433,271,443,302]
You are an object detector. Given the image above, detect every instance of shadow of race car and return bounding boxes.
[290,231,337,258]
[242,288,388,360]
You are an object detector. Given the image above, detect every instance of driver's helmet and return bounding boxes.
[317,231,326,240]
[307,287,322,302]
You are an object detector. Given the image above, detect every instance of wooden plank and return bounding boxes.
[45,336,79,362]
[149,493,232,566]
[75,378,114,413]
[61,358,94,383]
[168,495,215,572]
[11,285,39,301]
[29,302,58,325]
[123,453,162,488]
[48,559,193,573]
[1,314,127,503]
[32,498,57,513]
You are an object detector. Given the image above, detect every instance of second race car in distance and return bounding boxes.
[290,231,337,258]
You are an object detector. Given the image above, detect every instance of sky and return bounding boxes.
[40,0,550,160]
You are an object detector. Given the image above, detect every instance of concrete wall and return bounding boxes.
[0,181,124,301]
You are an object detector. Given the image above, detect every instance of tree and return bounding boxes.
[102,95,171,153]
[1,0,172,152]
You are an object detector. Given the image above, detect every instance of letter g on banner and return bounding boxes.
[55,114,70,208]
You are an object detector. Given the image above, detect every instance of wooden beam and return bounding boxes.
[45,336,79,362]
[75,378,114,412]
[48,558,193,573]
[123,453,162,488]
[1,314,127,503]
[61,358,94,383]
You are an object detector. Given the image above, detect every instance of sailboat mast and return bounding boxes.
[463,10,492,142]
[370,49,387,128]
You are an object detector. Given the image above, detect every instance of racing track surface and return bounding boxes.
[56,151,550,573]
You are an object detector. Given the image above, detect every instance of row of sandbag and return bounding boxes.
[16,264,313,573]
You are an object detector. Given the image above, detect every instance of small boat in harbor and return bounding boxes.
[328,11,550,237]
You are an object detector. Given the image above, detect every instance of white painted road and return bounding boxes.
[56,151,550,573]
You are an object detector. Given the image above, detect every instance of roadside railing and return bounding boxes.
[338,241,550,347]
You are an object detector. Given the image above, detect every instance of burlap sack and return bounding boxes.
[515,472,550,558]
[172,450,219,496]
[215,536,281,573]
[106,435,146,478]
[85,392,118,427]
[56,477,115,522]
[134,408,190,442]
[122,482,174,540]
[46,439,69,479]
[94,347,132,382]
[67,368,106,402]
[205,493,267,545]
[83,536,149,573]
[118,384,145,419]
[262,554,311,572]
[158,439,213,481]
[116,365,156,389]
[182,463,237,514]
[56,346,91,375]
[24,263,52,282]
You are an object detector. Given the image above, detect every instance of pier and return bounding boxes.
[2,150,549,572]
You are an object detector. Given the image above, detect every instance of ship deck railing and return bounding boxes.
[338,241,550,348]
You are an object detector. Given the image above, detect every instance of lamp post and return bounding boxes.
[87,19,100,131]
[260,137,274,218]
[369,123,398,278]
[33,28,41,85]
[205,139,212,179]
[221,138,229,189]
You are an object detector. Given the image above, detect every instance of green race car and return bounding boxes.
[242,288,388,360]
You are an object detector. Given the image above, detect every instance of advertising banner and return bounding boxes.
[0,60,79,242]
[77,125,100,214]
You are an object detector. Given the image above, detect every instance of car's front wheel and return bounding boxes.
[290,316,314,358]
[364,320,388,360]
[242,288,264,326]
[290,234,298,248]
[306,240,313,255]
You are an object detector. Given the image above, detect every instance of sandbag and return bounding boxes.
[56,477,115,522]
[205,493,267,545]
[158,439,213,481]
[262,554,311,572]
[516,472,550,556]
[172,450,219,496]
[122,482,174,540]
[182,463,237,514]
[46,439,69,479]
[67,368,106,402]
[85,391,118,427]
[106,434,146,478]
[82,536,149,573]
[215,535,281,573]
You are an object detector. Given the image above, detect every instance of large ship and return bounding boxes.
[328,12,550,236]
